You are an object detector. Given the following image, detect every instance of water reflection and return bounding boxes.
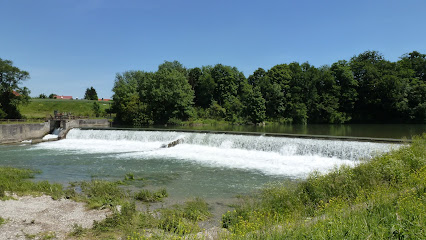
[154,124,425,139]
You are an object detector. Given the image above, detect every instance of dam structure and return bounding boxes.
[0,119,109,144]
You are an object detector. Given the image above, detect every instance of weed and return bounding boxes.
[79,180,127,209]
[125,173,135,181]
[0,216,5,226]
[134,188,168,202]
[221,134,426,239]
[69,224,85,237]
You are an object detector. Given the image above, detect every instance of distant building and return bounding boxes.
[12,91,20,96]
[98,98,111,101]
[54,95,73,100]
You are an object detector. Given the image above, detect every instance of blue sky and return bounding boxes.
[1,0,425,99]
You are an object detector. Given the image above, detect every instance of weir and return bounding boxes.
[66,129,402,162]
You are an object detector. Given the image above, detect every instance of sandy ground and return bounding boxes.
[0,194,110,240]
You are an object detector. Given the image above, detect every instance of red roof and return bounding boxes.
[12,91,20,96]
[98,98,111,101]
[54,95,73,100]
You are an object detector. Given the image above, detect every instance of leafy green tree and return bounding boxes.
[244,87,266,124]
[249,68,284,120]
[309,66,343,123]
[330,60,358,121]
[140,66,194,124]
[211,64,239,105]
[398,51,426,122]
[158,60,187,76]
[38,93,47,99]
[350,51,410,122]
[248,68,267,87]
[194,66,216,108]
[266,64,293,120]
[0,58,30,119]
[84,86,98,100]
[112,71,146,125]
[48,93,57,99]
[92,101,101,117]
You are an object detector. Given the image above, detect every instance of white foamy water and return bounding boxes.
[42,134,59,140]
[32,129,401,177]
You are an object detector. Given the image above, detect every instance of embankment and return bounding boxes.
[0,122,51,144]
[0,119,110,144]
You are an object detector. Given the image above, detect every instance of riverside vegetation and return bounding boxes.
[112,51,426,126]
[0,134,424,239]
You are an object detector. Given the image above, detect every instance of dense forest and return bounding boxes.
[112,51,426,126]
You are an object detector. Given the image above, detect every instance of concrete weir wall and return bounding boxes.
[0,122,51,144]
[0,119,110,144]
[58,119,110,139]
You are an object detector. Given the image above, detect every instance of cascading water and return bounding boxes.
[35,129,400,177]
[42,128,63,140]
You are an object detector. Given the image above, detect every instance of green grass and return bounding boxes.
[220,134,426,239]
[134,188,168,202]
[19,98,112,119]
[0,167,211,239]
[0,167,64,199]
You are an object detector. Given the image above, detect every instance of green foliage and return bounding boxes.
[92,101,101,117]
[0,58,30,119]
[38,93,47,99]
[134,188,168,202]
[84,86,98,100]
[0,216,5,226]
[79,180,127,209]
[140,66,194,124]
[0,167,64,199]
[157,198,211,235]
[111,52,426,125]
[244,86,266,124]
[222,134,426,239]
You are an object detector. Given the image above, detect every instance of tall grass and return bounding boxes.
[0,167,64,199]
[221,134,426,239]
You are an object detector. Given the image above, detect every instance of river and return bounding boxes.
[0,127,408,202]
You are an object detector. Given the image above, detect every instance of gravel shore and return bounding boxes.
[0,194,110,239]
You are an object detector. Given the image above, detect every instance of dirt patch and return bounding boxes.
[0,195,110,239]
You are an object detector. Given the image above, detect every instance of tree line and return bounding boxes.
[112,50,426,126]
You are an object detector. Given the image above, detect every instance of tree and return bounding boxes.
[48,93,57,99]
[330,60,358,121]
[140,67,194,124]
[244,87,266,124]
[38,93,47,99]
[84,86,98,100]
[112,71,146,125]
[92,101,101,117]
[0,58,30,119]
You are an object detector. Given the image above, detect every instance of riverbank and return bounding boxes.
[221,134,425,239]
[0,194,110,239]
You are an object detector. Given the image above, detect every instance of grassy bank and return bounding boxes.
[19,98,112,119]
[220,134,425,239]
[0,167,212,239]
